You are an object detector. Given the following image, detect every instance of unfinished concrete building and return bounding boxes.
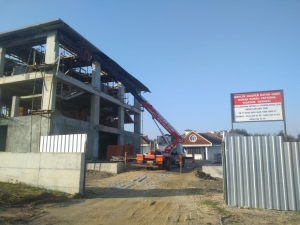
[0,19,149,159]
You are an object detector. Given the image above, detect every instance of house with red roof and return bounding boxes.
[182,129,222,162]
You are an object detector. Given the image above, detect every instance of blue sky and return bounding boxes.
[1,1,299,139]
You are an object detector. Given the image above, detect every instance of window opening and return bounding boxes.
[189,134,197,142]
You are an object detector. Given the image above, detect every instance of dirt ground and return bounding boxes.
[1,160,300,225]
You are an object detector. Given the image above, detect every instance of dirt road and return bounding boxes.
[2,161,300,224]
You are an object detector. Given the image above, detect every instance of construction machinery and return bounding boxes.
[130,97,188,170]
[107,68,191,170]
[122,84,188,170]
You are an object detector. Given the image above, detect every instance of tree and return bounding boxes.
[252,132,271,136]
[275,130,298,142]
[276,130,284,136]
[229,129,299,141]
[229,129,249,136]
[285,135,296,142]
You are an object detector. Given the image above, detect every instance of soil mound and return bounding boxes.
[195,170,216,180]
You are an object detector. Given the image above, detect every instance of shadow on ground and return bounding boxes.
[84,186,223,199]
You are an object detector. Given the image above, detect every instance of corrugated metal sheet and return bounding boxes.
[223,134,300,211]
[40,134,87,153]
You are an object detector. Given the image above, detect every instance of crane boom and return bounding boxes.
[140,101,183,154]
[111,75,183,154]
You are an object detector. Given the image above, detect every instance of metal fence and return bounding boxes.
[40,134,87,153]
[223,134,300,211]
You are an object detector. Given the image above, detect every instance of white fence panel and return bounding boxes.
[40,134,87,153]
[224,134,300,211]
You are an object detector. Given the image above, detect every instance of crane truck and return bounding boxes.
[108,71,189,171]
[122,85,187,171]
[131,99,187,171]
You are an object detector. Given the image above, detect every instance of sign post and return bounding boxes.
[231,90,286,140]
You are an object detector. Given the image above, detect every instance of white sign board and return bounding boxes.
[231,90,284,122]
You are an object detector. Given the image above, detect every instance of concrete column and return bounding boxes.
[88,129,99,160]
[42,75,57,111]
[118,105,125,145]
[45,32,59,64]
[134,95,141,153]
[10,96,20,117]
[87,61,101,159]
[118,82,125,144]
[118,82,125,102]
[134,96,141,134]
[206,147,208,160]
[90,95,100,125]
[0,87,2,113]
[92,60,101,91]
[88,95,100,159]
[0,46,6,77]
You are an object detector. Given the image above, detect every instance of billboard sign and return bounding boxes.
[231,90,284,123]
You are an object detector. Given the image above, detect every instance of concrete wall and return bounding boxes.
[51,117,140,159]
[0,115,140,160]
[50,115,89,135]
[50,116,109,159]
[124,131,141,154]
[0,152,85,194]
[87,162,124,174]
[0,115,90,152]
[0,115,51,152]
[202,164,223,179]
